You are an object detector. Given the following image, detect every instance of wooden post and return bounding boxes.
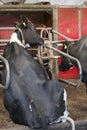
[51,7,59,80]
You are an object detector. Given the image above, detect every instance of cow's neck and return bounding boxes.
[10,32,25,48]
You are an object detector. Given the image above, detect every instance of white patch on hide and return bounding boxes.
[10,32,25,48]
[29,104,32,112]
[25,43,30,48]
[62,88,69,122]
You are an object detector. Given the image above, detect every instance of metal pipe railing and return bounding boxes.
[60,116,75,130]
[52,30,79,42]
[0,55,10,89]
[0,27,15,30]
[45,43,82,87]
[0,40,9,43]
[50,116,75,130]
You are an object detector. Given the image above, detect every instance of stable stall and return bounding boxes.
[0,4,87,79]
[0,4,87,130]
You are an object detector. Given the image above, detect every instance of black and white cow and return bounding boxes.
[59,41,73,71]
[59,35,87,92]
[1,16,68,129]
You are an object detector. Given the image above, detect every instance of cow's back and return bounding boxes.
[3,42,65,128]
[3,42,48,80]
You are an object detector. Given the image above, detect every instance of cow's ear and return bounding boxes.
[14,22,20,28]
[20,15,28,28]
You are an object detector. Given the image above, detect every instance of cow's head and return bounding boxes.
[14,15,44,46]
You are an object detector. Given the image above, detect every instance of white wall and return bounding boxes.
[25,0,86,5]
[49,0,85,5]
[0,0,87,5]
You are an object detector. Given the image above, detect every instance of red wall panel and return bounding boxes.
[0,15,18,27]
[0,14,18,55]
[58,8,79,40]
[58,8,79,79]
[0,30,13,39]
[81,8,87,37]
[0,14,18,39]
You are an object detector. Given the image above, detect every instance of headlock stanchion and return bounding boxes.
[0,55,10,89]
[37,27,82,87]
[44,43,82,87]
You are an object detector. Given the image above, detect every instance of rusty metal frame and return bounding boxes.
[0,26,82,87]
[36,27,82,87]
[0,5,84,81]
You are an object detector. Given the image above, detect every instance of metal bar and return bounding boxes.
[0,55,10,89]
[38,56,59,60]
[60,116,75,130]
[51,39,79,44]
[0,49,3,50]
[0,40,9,43]
[0,27,15,30]
[58,79,79,87]
[0,65,3,68]
[27,48,38,51]
[50,116,75,130]
[45,44,82,87]
[36,27,52,30]
[52,30,74,41]
[0,53,3,55]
